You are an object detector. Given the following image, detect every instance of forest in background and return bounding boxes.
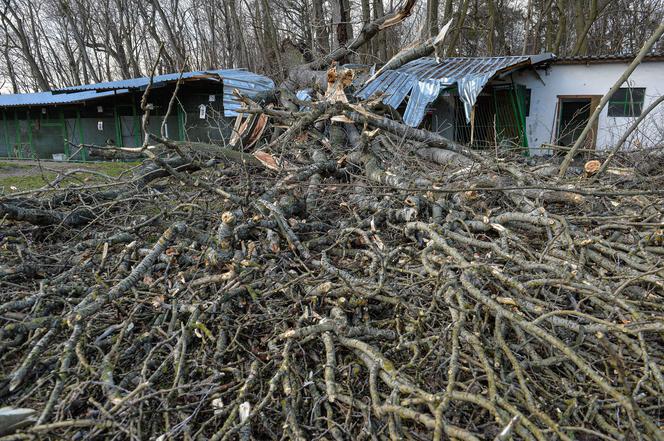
[0,0,663,93]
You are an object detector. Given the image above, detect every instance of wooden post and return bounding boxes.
[469,106,476,146]
[76,110,87,161]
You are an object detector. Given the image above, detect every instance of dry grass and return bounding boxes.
[0,160,140,192]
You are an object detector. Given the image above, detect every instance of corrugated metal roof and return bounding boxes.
[356,53,554,126]
[52,69,275,117]
[54,70,222,93]
[0,89,128,108]
[219,70,276,117]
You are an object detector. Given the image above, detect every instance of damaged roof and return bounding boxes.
[218,70,276,117]
[52,69,275,117]
[356,53,554,127]
[53,71,222,93]
[0,89,129,108]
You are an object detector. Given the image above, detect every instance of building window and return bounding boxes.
[523,88,531,117]
[608,87,645,117]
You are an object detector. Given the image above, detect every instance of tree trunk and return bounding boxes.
[372,0,387,61]
[225,0,249,68]
[283,0,416,90]
[149,0,187,67]
[0,7,50,91]
[573,0,590,55]
[2,30,19,93]
[522,0,533,54]
[332,0,354,62]
[544,0,554,51]
[420,0,440,39]
[446,0,470,56]
[260,0,284,78]
[553,0,567,54]
[59,0,100,83]
[572,0,599,55]
[312,0,330,55]
[360,0,372,61]
[18,32,50,90]
[531,0,554,53]
[443,0,453,21]
[487,0,496,54]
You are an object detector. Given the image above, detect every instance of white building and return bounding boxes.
[358,53,664,155]
[515,54,664,155]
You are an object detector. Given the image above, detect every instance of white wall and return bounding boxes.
[513,61,664,155]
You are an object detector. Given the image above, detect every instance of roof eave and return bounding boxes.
[553,55,664,65]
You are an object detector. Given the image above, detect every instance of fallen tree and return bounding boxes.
[282,0,416,91]
[1,72,664,441]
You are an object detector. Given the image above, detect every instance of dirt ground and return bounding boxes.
[0,160,90,176]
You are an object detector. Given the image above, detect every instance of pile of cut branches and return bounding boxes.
[1,86,664,441]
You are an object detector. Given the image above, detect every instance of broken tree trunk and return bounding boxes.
[366,19,451,83]
[283,0,416,91]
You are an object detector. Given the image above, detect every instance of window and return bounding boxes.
[608,87,645,117]
[523,88,532,117]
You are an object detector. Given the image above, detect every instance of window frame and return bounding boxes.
[608,87,645,117]
[523,87,532,117]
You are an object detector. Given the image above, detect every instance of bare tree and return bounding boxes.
[420,0,440,39]
[312,0,329,55]
[0,0,50,90]
[0,0,662,93]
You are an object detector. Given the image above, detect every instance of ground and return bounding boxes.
[0,160,140,192]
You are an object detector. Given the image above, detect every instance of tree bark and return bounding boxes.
[228,0,249,68]
[259,0,283,77]
[344,108,480,161]
[2,28,18,93]
[420,0,440,39]
[572,0,599,56]
[331,0,354,62]
[312,0,330,55]
[553,0,567,54]
[522,0,533,55]
[446,0,470,56]
[367,20,450,83]
[487,0,496,54]
[372,0,387,61]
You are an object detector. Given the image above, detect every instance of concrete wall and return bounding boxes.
[513,61,664,155]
